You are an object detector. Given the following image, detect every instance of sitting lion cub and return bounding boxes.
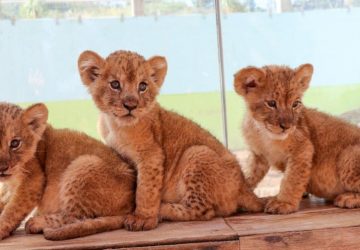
[78,50,263,231]
[0,102,134,240]
[235,64,360,214]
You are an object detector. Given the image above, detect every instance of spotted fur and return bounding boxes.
[0,102,134,240]
[235,64,360,214]
[79,50,263,231]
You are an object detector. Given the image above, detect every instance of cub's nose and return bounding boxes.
[123,103,137,112]
[122,96,139,112]
[279,122,291,131]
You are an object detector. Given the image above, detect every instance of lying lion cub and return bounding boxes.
[78,50,263,231]
[0,103,134,240]
[235,64,360,214]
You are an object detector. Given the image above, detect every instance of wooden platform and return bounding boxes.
[2,197,360,250]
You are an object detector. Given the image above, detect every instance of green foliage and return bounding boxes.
[144,1,190,15]
[223,0,247,12]
[19,0,45,18]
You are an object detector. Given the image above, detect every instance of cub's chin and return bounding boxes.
[113,114,139,127]
[266,126,297,141]
[253,119,294,141]
[267,131,290,141]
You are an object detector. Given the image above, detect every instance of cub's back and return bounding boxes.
[304,108,360,161]
[159,108,230,158]
[42,126,132,177]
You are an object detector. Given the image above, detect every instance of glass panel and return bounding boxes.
[221,1,360,196]
[221,2,360,150]
[1,0,224,142]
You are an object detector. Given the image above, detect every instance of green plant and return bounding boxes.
[19,0,45,18]
[223,0,247,12]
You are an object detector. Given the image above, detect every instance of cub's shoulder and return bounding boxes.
[159,107,203,130]
[46,127,108,150]
[158,107,222,144]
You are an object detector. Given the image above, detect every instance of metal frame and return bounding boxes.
[214,0,229,148]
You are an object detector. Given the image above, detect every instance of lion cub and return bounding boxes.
[235,64,360,214]
[78,50,263,231]
[0,102,134,240]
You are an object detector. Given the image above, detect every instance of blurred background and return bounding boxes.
[1,0,360,152]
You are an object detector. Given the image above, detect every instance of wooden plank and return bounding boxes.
[226,198,360,236]
[119,240,239,250]
[239,227,360,250]
[0,218,237,250]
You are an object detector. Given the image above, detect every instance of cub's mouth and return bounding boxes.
[112,112,135,119]
[0,173,11,178]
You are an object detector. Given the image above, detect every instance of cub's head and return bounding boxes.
[78,50,167,126]
[234,64,313,140]
[0,103,48,179]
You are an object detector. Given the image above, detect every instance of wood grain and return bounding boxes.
[239,227,360,250]
[0,218,237,250]
[119,240,239,250]
[226,197,360,236]
[2,197,360,249]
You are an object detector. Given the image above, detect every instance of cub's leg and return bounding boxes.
[245,152,270,189]
[124,147,164,231]
[0,159,44,240]
[265,142,313,214]
[0,184,11,213]
[26,155,134,235]
[160,146,262,221]
[335,145,360,208]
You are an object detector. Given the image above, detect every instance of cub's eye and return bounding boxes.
[138,82,148,92]
[109,80,121,91]
[266,100,277,109]
[292,100,302,108]
[9,139,21,150]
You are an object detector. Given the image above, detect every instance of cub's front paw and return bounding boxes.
[334,193,360,208]
[25,216,47,234]
[124,214,158,231]
[265,198,298,214]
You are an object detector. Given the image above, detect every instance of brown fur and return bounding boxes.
[235,64,360,214]
[0,103,134,240]
[78,50,263,231]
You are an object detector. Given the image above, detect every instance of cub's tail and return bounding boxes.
[43,216,125,241]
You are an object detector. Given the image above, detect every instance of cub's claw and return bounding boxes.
[265,198,298,214]
[25,216,47,234]
[124,214,158,231]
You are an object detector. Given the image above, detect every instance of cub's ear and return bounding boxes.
[147,56,167,87]
[78,50,105,86]
[22,103,48,136]
[294,63,313,92]
[234,66,265,96]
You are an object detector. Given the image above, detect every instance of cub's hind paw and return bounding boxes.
[124,214,158,231]
[25,216,47,234]
[265,198,298,214]
[334,193,360,208]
